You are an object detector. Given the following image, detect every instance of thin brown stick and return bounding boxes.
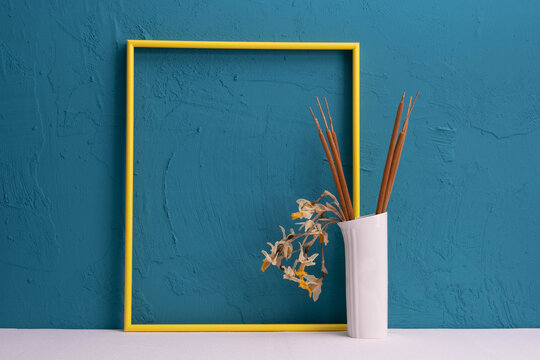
[331,132,341,163]
[376,93,405,214]
[324,97,334,132]
[309,107,350,220]
[325,97,342,163]
[383,132,405,213]
[402,91,419,134]
[317,97,353,219]
[316,97,330,132]
[326,128,354,219]
[382,91,418,212]
[381,96,412,209]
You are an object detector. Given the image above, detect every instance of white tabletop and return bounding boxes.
[1,329,539,360]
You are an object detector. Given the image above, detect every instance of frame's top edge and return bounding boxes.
[126,40,358,50]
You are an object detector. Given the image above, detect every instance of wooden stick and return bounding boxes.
[309,107,350,220]
[326,128,354,220]
[316,97,330,131]
[324,97,334,133]
[382,91,418,212]
[331,132,340,163]
[324,97,341,161]
[382,132,405,212]
[376,93,405,214]
[402,91,419,134]
[324,98,344,185]
[316,97,354,219]
[381,95,411,210]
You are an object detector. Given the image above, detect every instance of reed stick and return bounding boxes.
[382,91,419,212]
[331,132,340,159]
[326,128,354,220]
[324,97,342,162]
[382,132,405,213]
[309,107,350,220]
[376,93,405,214]
[402,91,419,134]
[325,98,345,194]
[316,97,354,220]
[324,97,335,133]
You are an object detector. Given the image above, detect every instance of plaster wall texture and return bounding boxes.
[1,0,539,328]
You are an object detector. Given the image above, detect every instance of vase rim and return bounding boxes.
[337,212,387,229]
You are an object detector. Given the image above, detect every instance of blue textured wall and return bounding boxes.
[1,0,539,328]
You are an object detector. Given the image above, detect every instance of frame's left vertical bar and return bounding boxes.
[124,41,135,331]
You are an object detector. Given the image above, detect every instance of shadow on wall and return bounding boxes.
[106,45,127,328]
[76,45,126,328]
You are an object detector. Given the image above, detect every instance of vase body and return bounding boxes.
[338,212,388,339]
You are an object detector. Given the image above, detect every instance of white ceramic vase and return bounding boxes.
[338,212,388,339]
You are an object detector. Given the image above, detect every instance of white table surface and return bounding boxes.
[1,329,539,360]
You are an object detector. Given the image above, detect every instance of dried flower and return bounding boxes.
[260,191,344,301]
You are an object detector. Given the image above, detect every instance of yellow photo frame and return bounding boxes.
[125,40,360,332]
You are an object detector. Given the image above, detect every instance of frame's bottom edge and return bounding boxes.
[124,324,347,332]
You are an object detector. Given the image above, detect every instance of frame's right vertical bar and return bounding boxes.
[124,41,135,330]
[352,44,360,218]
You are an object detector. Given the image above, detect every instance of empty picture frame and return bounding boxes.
[125,40,360,331]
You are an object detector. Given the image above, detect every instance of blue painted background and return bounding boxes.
[132,48,352,324]
[1,0,539,328]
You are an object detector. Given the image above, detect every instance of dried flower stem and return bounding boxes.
[260,191,344,301]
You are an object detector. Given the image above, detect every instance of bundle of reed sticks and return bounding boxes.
[376,91,419,214]
[309,97,355,221]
